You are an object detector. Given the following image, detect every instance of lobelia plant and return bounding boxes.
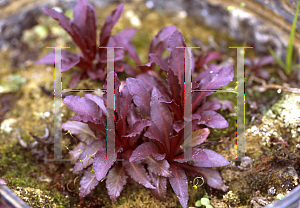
[35,0,140,87]
[62,74,154,201]
[62,28,234,208]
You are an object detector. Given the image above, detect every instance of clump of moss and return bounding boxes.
[12,187,58,208]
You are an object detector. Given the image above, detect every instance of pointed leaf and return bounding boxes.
[93,146,122,181]
[191,128,210,148]
[192,65,234,111]
[73,0,97,46]
[169,164,189,208]
[74,140,105,172]
[125,119,151,138]
[186,166,228,192]
[130,142,165,162]
[106,165,128,203]
[119,84,132,124]
[198,110,228,129]
[196,101,222,113]
[168,30,186,91]
[42,8,72,35]
[167,69,182,105]
[123,160,155,189]
[112,30,140,65]
[144,88,172,152]
[62,121,98,144]
[84,94,107,116]
[150,26,177,56]
[139,53,169,72]
[69,142,87,164]
[137,73,171,98]
[149,172,167,201]
[99,4,124,54]
[79,170,99,198]
[198,64,234,90]
[221,100,234,112]
[127,104,142,130]
[193,149,230,167]
[126,78,151,115]
[69,71,83,88]
[63,95,102,124]
[35,50,80,72]
[144,156,172,177]
[193,65,221,82]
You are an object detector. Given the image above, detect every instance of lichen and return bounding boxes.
[246,93,300,146]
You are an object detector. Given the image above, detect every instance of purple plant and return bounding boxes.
[245,55,275,79]
[62,28,234,208]
[130,87,230,207]
[62,74,153,201]
[35,0,139,87]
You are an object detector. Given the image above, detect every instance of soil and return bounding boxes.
[0,1,299,208]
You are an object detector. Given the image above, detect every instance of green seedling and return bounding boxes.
[190,195,214,208]
[268,0,300,75]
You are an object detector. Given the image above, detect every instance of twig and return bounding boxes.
[252,76,300,93]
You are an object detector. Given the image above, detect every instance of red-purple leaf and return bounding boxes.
[69,142,87,164]
[126,78,151,115]
[35,50,80,72]
[193,64,221,82]
[144,53,169,71]
[93,146,122,181]
[63,95,102,123]
[79,170,99,198]
[86,69,106,80]
[196,101,222,114]
[42,8,72,35]
[123,160,155,189]
[84,94,107,117]
[125,119,151,138]
[137,73,171,98]
[167,69,182,105]
[245,55,274,71]
[192,65,234,111]
[193,149,230,167]
[191,128,210,147]
[129,142,165,162]
[99,4,124,54]
[73,0,97,46]
[198,64,234,90]
[149,172,167,201]
[119,84,132,123]
[74,140,105,172]
[127,104,142,130]
[61,121,98,144]
[188,166,228,192]
[123,63,138,77]
[69,71,83,88]
[173,148,208,163]
[167,30,186,91]
[195,52,222,71]
[144,156,172,177]
[106,165,128,203]
[169,164,189,208]
[150,26,177,56]
[221,100,234,112]
[112,29,140,65]
[198,110,228,129]
[99,47,125,63]
[178,163,228,191]
[144,88,172,153]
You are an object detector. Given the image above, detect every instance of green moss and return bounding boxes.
[0,141,70,207]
